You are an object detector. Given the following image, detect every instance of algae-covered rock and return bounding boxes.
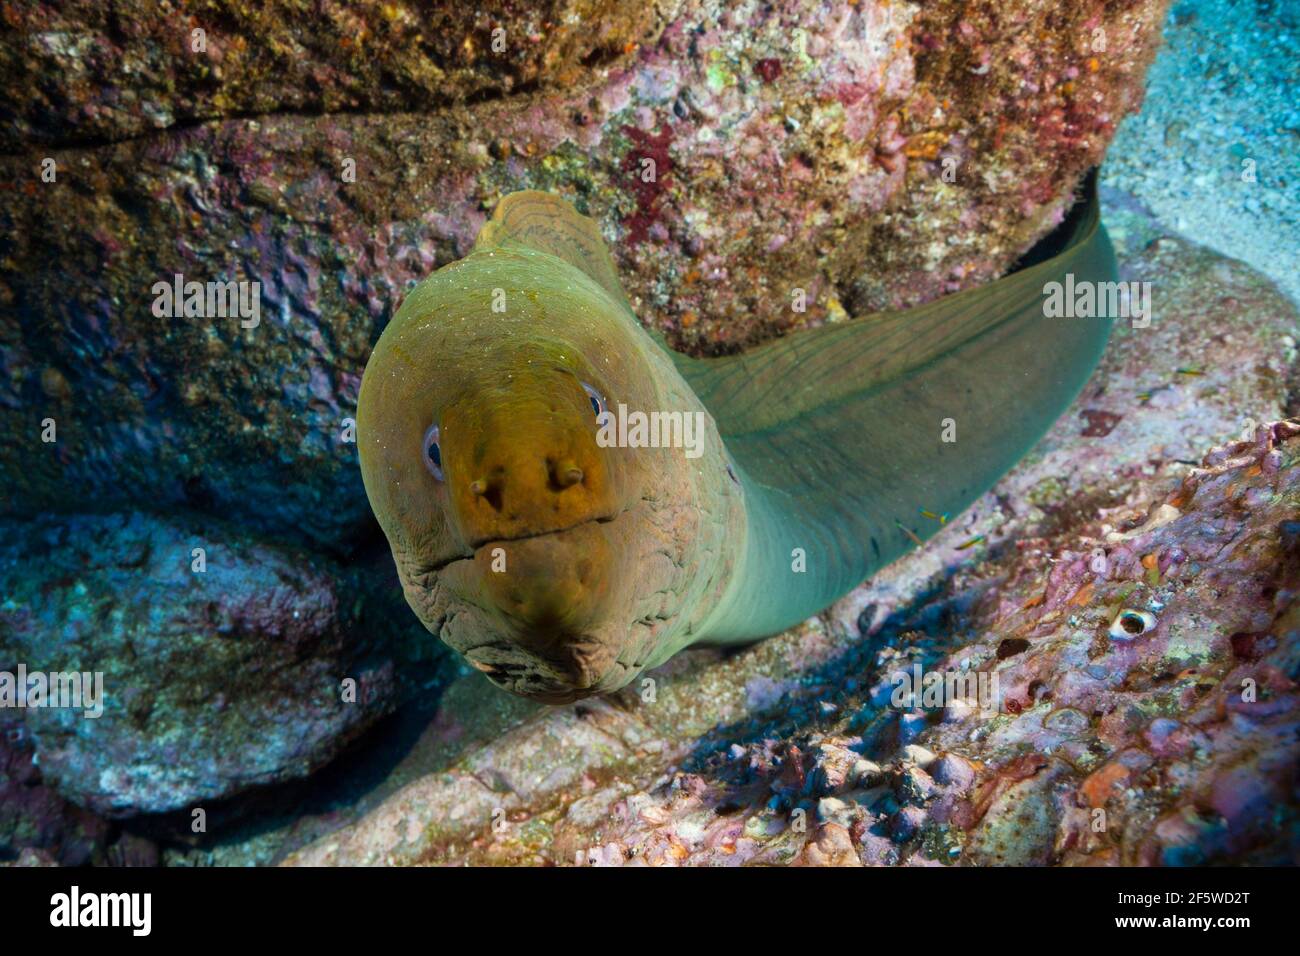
[0,0,1171,549]
[0,509,427,816]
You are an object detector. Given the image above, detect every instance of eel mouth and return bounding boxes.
[430,506,639,699]
[466,510,622,554]
[418,509,625,577]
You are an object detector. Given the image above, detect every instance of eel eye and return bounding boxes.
[581,381,607,418]
[422,423,444,481]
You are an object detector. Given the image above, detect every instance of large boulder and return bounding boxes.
[0,509,430,816]
[0,0,673,151]
[0,0,1171,549]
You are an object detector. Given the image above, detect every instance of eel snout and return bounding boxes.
[434,378,641,699]
[440,377,619,548]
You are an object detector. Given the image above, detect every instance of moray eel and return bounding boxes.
[357,173,1116,702]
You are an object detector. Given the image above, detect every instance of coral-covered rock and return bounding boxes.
[0,509,425,816]
[0,0,1170,548]
[278,234,1299,866]
[0,1,670,151]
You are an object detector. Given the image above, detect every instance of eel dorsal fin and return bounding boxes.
[474,190,637,316]
[679,173,1118,639]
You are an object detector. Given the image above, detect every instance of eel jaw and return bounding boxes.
[462,630,632,704]
[430,512,645,701]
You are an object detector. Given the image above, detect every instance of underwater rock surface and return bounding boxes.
[0,718,110,866]
[0,0,669,151]
[287,422,1300,865]
[281,234,1299,866]
[0,509,418,816]
[1,0,1170,549]
[2,1,1292,869]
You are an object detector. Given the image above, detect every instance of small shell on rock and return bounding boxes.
[817,797,851,824]
[1043,707,1091,736]
[1109,608,1157,641]
[931,754,977,792]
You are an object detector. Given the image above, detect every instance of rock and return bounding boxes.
[816,796,853,826]
[901,744,937,769]
[104,833,161,868]
[0,509,418,816]
[852,758,885,787]
[891,805,929,843]
[0,1,663,151]
[796,822,861,867]
[895,766,939,804]
[931,754,977,793]
[276,235,1299,867]
[284,770,517,867]
[964,760,1072,866]
[0,0,1171,548]
[0,718,110,865]
[808,742,859,795]
[462,700,642,804]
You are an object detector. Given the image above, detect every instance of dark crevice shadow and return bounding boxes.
[1009,168,1100,273]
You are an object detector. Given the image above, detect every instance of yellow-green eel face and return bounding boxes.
[357,233,744,703]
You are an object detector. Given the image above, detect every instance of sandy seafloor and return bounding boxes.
[1101,0,1299,306]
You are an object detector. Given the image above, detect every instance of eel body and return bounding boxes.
[357,176,1117,702]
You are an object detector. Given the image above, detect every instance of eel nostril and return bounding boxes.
[471,474,505,512]
[549,459,584,490]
